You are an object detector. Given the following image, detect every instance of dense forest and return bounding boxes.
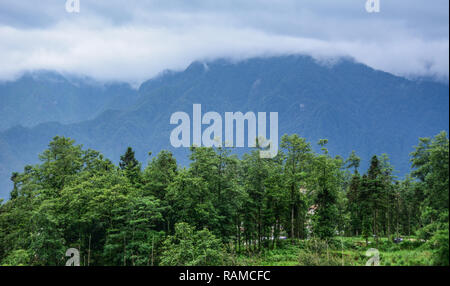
[0,132,448,266]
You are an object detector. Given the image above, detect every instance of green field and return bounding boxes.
[235,237,433,266]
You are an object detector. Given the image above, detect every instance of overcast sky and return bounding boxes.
[0,0,448,85]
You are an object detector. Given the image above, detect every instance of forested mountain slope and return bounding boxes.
[0,56,448,199]
[0,71,138,131]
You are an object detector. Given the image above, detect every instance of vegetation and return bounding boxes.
[1,56,448,200]
[0,131,448,266]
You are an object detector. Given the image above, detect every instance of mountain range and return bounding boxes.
[0,55,448,199]
[0,71,139,131]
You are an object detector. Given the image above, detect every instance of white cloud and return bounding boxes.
[0,0,448,84]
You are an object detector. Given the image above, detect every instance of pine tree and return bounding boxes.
[366,155,384,246]
[312,139,340,241]
[280,134,311,240]
[119,147,141,185]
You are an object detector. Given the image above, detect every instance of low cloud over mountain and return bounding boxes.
[0,0,448,84]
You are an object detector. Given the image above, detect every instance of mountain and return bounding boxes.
[0,56,448,199]
[0,71,139,131]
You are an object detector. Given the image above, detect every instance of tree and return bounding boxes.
[429,225,449,266]
[263,155,289,249]
[347,172,361,236]
[119,147,139,170]
[166,169,217,232]
[1,249,31,266]
[29,199,66,266]
[280,134,311,240]
[38,136,83,194]
[366,155,384,246]
[359,175,372,245]
[119,147,141,185]
[188,146,243,243]
[160,223,228,266]
[346,151,361,174]
[0,132,448,266]
[311,139,341,241]
[143,150,178,233]
[379,153,396,238]
[125,195,164,266]
[411,131,449,247]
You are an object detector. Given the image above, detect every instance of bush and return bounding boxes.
[298,238,344,266]
[428,226,449,266]
[160,222,230,266]
[1,249,31,266]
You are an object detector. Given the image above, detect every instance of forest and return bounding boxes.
[0,132,448,266]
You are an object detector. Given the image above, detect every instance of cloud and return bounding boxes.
[0,0,448,84]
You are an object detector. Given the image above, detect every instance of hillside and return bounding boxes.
[0,71,138,131]
[0,56,448,199]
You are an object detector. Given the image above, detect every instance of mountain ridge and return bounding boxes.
[0,55,448,199]
[0,70,139,131]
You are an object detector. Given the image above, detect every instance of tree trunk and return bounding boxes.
[387,212,390,239]
[123,237,126,266]
[374,209,379,247]
[88,234,91,266]
[291,205,295,242]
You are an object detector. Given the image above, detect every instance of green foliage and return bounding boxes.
[38,136,84,192]
[411,132,449,265]
[1,249,31,266]
[0,131,447,266]
[346,151,361,173]
[119,147,142,185]
[160,223,229,266]
[166,169,217,231]
[1,56,448,201]
[311,140,342,240]
[428,224,449,266]
[280,134,312,240]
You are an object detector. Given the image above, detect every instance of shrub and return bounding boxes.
[1,249,31,266]
[298,238,345,266]
[160,222,230,266]
[428,226,449,266]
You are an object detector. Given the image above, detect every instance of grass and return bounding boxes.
[234,236,432,266]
